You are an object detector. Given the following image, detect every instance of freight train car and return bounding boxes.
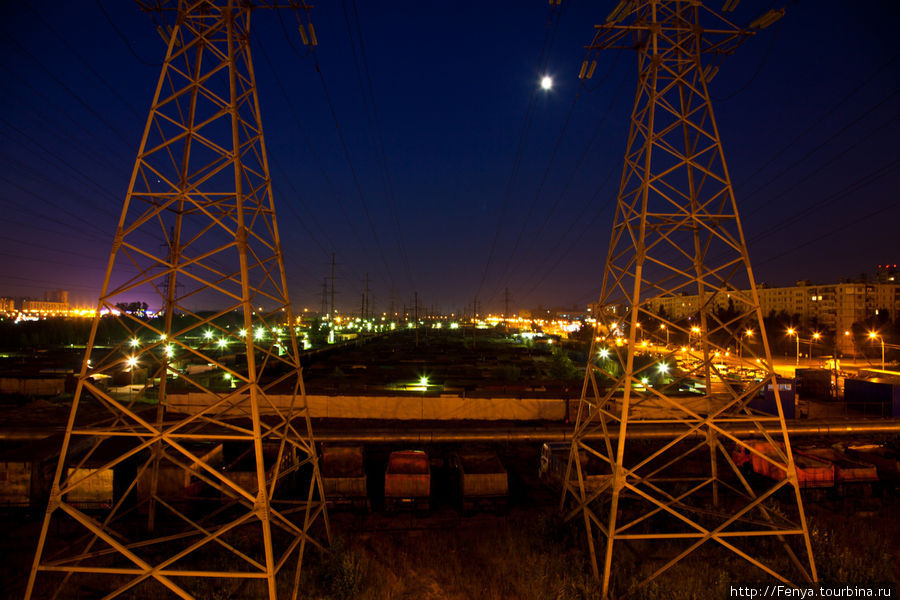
[384,450,430,513]
[795,446,878,494]
[731,441,834,489]
[321,445,368,510]
[539,442,611,493]
[449,451,508,514]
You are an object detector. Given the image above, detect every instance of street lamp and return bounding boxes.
[787,328,799,366]
[127,355,138,401]
[660,323,668,347]
[868,331,885,370]
[810,332,821,362]
[740,329,753,380]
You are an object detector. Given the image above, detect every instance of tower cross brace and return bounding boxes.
[565,2,816,597]
[26,2,328,599]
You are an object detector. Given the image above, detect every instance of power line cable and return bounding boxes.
[488,68,630,308]
[252,33,368,285]
[5,32,136,150]
[31,5,144,121]
[741,109,899,223]
[487,50,625,307]
[306,47,397,289]
[475,2,565,301]
[519,161,620,305]
[754,195,900,268]
[95,0,162,67]
[345,0,416,292]
[740,91,899,220]
[712,18,782,102]
[734,52,900,191]
[747,158,900,245]
[0,63,133,167]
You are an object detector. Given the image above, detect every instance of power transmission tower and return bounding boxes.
[26,2,329,599]
[564,2,815,597]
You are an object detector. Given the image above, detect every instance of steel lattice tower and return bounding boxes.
[26,2,329,598]
[564,2,816,596]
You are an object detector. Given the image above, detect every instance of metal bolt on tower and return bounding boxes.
[564,1,816,596]
[26,1,329,598]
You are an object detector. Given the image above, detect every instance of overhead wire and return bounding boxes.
[253,29,369,288]
[0,64,134,170]
[31,5,144,121]
[345,0,416,292]
[734,52,900,191]
[741,90,900,218]
[747,158,900,246]
[486,49,625,307]
[740,107,899,223]
[561,50,899,308]
[474,0,566,303]
[277,10,397,291]
[95,0,161,67]
[4,32,136,150]
[0,273,100,293]
[712,18,782,102]
[754,195,900,269]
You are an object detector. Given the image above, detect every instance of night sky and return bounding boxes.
[0,1,897,316]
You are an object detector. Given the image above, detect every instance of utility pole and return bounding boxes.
[321,277,328,318]
[564,2,814,596]
[414,291,419,347]
[25,3,328,599]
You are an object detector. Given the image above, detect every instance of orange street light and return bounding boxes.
[868,331,885,370]
[809,331,821,360]
[787,328,799,366]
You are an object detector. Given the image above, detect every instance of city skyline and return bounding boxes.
[1,1,897,314]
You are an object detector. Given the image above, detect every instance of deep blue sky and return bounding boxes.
[0,1,897,315]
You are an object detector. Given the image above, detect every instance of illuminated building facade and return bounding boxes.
[645,280,900,354]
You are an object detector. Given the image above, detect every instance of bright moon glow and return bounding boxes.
[540,76,552,90]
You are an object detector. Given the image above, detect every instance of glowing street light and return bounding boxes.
[126,356,138,369]
[740,329,754,380]
[598,347,610,359]
[809,331,821,361]
[217,338,228,349]
[130,338,140,348]
[787,328,799,366]
[868,331,885,370]
[540,75,553,90]
[657,362,669,374]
